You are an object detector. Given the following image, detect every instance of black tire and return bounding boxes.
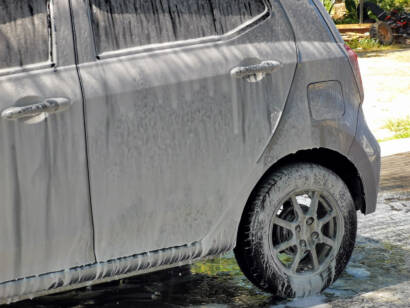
[234,163,357,298]
[370,22,394,45]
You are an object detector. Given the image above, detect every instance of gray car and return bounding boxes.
[0,0,380,304]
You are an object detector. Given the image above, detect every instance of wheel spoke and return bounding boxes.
[319,212,336,228]
[311,247,319,270]
[291,248,303,273]
[321,235,336,248]
[308,191,320,216]
[291,195,304,221]
[274,217,294,231]
[274,239,294,252]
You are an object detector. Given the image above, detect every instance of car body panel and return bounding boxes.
[71,0,298,262]
[271,1,356,159]
[0,0,95,284]
[0,0,380,304]
[278,0,379,214]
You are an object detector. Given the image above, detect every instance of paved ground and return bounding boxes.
[380,152,410,192]
[360,48,410,140]
[380,138,410,157]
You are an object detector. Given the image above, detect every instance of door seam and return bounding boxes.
[256,0,299,163]
[68,0,97,262]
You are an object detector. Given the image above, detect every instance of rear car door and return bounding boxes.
[72,0,297,261]
[0,0,95,282]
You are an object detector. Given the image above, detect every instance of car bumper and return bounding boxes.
[348,107,381,214]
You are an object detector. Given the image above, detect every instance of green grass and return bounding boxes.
[191,256,242,276]
[381,117,410,141]
[346,38,406,54]
[347,38,381,50]
[334,16,359,24]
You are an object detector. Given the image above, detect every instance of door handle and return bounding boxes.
[231,60,281,82]
[1,97,72,121]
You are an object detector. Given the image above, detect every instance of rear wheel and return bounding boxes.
[234,163,357,298]
[370,22,394,45]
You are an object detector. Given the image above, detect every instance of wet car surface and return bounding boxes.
[11,152,410,308]
[0,0,380,302]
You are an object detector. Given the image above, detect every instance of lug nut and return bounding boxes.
[306,217,315,225]
[300,240,307,248]
[295,225,301,233]
[312,232,319,240]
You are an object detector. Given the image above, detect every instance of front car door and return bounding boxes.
[0,0,95,283]
[72,0,297,261]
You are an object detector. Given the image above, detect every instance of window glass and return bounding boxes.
[90,0,267,54]
[0,0,50,70]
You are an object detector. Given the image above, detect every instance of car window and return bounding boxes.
[90,0,267,54]
[0,0,50,70]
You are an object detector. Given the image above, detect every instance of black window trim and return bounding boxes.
[88,0,272,61]
[0,0,56,78]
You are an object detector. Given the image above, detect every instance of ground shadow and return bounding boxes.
[11,233,410,308]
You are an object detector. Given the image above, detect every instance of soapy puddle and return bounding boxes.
[11,192,410,307]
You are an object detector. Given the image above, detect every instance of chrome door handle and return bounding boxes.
[1,97,72,120]
[231,60,281,82]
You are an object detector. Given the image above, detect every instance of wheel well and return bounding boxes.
[244,148,366,218]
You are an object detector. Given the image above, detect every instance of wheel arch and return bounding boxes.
[238,148,366,244]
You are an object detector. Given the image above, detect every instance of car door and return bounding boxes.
[71,0,297,261]
[0,0,95,282]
